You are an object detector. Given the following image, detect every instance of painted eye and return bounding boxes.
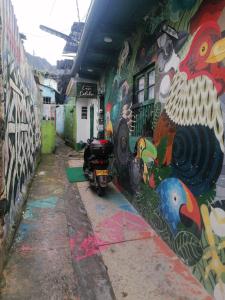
[172,192,179,204]
[199,42,208,56]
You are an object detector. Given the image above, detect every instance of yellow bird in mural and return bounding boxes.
[136,137,157,163]
[136,137,157,183]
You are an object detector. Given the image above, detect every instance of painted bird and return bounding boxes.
[153,31,182,164]
[105,103,113,138]
[135,137,157,183]
[154,20,225,195]
[156,178,201,235]
[136,137,157,164]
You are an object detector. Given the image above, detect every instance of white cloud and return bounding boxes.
[11,0,91,65]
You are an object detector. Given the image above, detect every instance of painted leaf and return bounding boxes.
[197,187,216,206]
[139,183,160,211]
[148,189,160,210]
[152,164,172,187]
[174,231,203,266]
[151,211,174,248]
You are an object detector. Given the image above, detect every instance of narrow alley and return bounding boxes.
[1,0,225,299]
[0,139,114,300]
[0,140,211,300]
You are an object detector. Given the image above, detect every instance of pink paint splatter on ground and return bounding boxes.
[70,231,108,261]
[19,244,33,253]
[96,211,155,244]
[70,211,155,261]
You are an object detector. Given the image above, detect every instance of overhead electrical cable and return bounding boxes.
[49,0,57,16]
[75,0,81,23]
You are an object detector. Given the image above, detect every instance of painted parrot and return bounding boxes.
[156,178,201,235]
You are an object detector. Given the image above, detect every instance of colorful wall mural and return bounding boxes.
[104,0,225,298]
[0,0,41,269]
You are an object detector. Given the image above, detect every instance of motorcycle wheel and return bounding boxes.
[96,186,105,197]
[83,163,89,178]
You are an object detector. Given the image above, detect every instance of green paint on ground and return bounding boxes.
[29,196,58,209]
[66,167,88,183]
[23,207,34,220]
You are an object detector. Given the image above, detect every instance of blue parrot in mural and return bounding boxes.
[156,178,201,235]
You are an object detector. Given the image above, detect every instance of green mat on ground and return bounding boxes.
[66,167,88,182]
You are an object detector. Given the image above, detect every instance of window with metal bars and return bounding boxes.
[132,65,155,137]
[43,97,51,104]
[81,106,87,119]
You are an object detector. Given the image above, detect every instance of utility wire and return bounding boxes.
[75,0,81,23]
[81,1,91,22]
[49,0,57,16]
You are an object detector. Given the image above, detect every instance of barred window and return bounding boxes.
[134,65,155,103]
[43,97,51,104]
[81,106,87,119]
[147,69,155,100]
[132,64,155,137]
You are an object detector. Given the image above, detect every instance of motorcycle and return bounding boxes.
[83,138,113,196]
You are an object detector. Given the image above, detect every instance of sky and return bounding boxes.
[11,0,92,66]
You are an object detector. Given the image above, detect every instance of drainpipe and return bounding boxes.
[71,0,110,77]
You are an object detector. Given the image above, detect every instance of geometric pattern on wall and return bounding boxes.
[4,76,40,208]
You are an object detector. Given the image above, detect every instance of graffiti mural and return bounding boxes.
[0,106,4,201]
[4,75,40,210]
[0,0,41,241]
[104,0,225,297]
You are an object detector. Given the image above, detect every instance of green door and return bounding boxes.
[90,105,94,138]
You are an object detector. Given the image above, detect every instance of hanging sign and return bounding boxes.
[77,82,97,98]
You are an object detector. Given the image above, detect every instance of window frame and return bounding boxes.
[133,64,155,104]
[132,64,156,137]
[147,68,155,100]
[43,96,51,104]
[135,75,145,103]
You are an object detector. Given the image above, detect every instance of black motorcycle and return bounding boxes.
[83,138,113,196]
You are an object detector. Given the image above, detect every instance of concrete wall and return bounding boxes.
[43,104,56,120]
[103,0,225,297]
[41,120,56,154]
[0,0,41,273]
[56,105,64,137]
[64,97,77,148]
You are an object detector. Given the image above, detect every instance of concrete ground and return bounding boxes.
[0,139,212,300]
[0,140,114,300]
